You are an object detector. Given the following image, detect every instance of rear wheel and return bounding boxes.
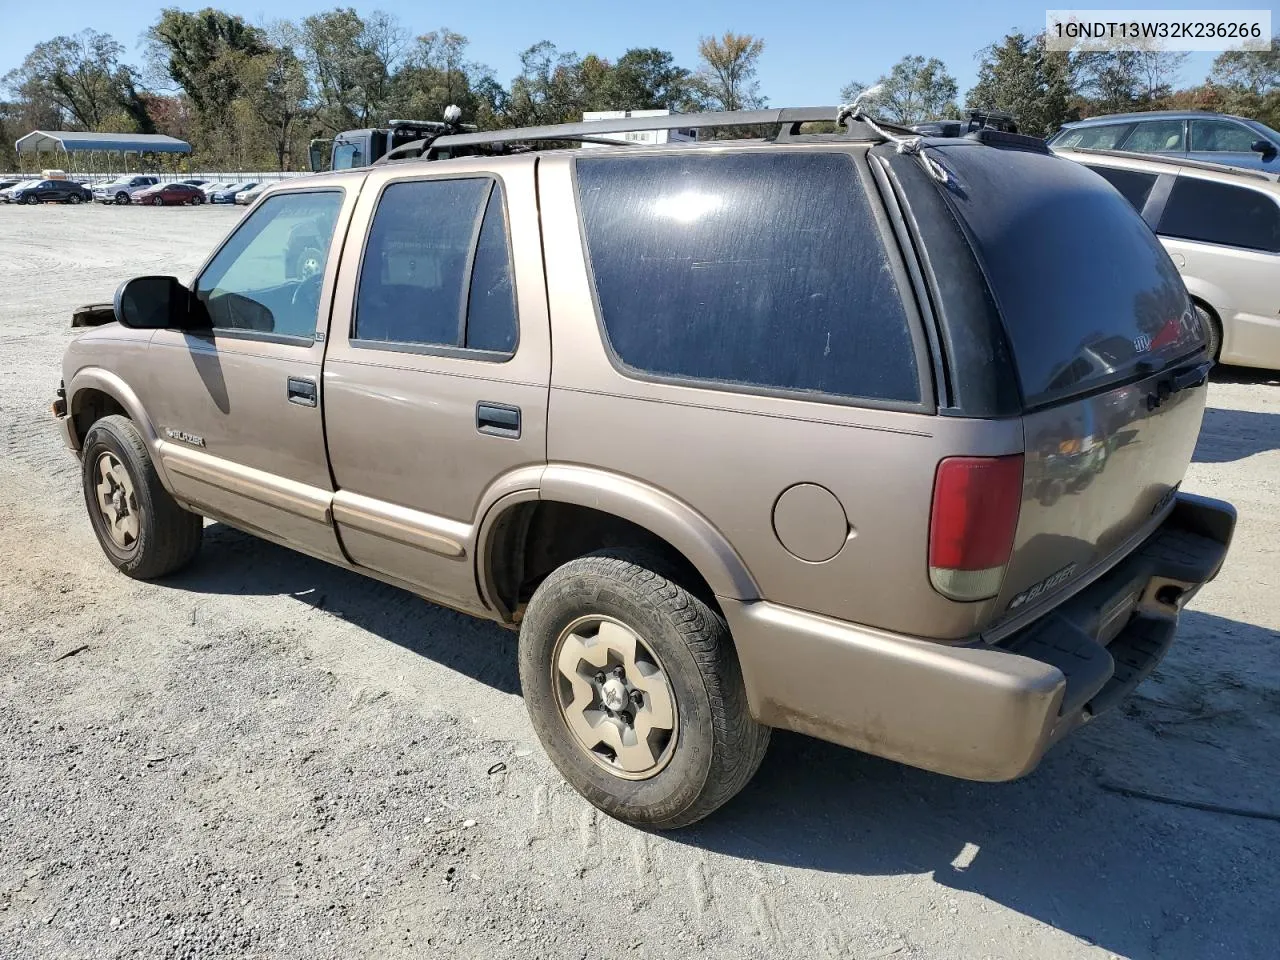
[1194,302,1221,363]
[81,415,202,579]
[518,549,770,829]
[68,193,82,204]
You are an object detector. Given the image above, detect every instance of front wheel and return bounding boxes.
[152,196,164,206]
[81,415,202,579]
[519,549,770,829]
[114,192,129,205]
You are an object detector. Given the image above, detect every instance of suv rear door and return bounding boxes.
[321,155,550,613]
[915,143,1209,633]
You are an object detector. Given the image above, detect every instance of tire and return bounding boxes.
[68,193,82,204]
[18,195,32,205]
[519,548,770,829]
[114,192,129,205]
[1194,302,1221,362]
[81,415,202,579]
[152,196,164,206]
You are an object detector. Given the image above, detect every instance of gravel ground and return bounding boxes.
[1,204,1278,960]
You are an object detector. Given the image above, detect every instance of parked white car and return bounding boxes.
[233,182,271,206]
[1053,146,1280,370]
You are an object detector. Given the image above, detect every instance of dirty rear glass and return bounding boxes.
[933,145,1203,408]
[575,151,920,404]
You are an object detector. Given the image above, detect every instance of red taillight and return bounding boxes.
[928,455,1023,602]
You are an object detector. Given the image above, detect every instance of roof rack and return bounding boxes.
[375,106,914,165]
[1057,146,1279,183]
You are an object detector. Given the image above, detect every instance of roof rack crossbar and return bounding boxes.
[426,106,842,154]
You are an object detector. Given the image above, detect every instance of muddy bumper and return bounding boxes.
[723,493,1235,782]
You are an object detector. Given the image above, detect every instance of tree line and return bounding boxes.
[1,6,1276,171]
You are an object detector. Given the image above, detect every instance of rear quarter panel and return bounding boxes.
[537,151,1022,641]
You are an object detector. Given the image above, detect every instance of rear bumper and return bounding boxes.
[725,493,1235,782]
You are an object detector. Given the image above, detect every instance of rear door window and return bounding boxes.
[1120,119,1185,153]
[574,151,921,404]
[933,145,1202,408]
[354,177,518,356]
[1084,164,1159,212]
[1157,176,1280,252]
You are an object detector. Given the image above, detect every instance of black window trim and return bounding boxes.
[191,185,347,348]
[569,145,935,414]
[1156,172,1280,254]
[349,171,520,363]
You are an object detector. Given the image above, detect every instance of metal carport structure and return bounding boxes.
[13,131,192,177]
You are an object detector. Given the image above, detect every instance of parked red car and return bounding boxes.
[132,183,206,206]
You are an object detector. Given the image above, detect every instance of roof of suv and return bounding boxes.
[1051,146,1280,189]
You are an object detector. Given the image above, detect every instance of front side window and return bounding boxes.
[1120,120,1185,153]
[1158,177,1280,252]
[354,177,518,356]
[194,190,344,338]
[576,151,920,404]
[332,142,364,170]
[1190,119,1258,153]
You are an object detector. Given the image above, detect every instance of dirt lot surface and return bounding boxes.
[1,204,1278,960]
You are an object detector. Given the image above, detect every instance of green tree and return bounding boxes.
[300,8,407,134]
[599,48,693,111]
[393,29,504,128]
[967,32,1073,138]
[506,41,585,126]
[5,30,148,131]
[843,55,959,124]
[147,8,267,120]
[1208,40,1280,129]
[693,32,765,111]
[1072,46,1188,113]
[237,25,311,170]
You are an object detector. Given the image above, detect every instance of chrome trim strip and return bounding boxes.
[331,490,469,559]
[158,441,332,525]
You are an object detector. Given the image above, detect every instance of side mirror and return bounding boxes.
[1250,139,1277,159]
[113,275,207,330]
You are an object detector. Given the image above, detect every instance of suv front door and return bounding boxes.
[142,183,360,562]
[1189,118,1278,170]
[322,157,550,612]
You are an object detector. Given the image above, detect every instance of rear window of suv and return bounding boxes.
[932,144,1203,408]
[575,151,921,404]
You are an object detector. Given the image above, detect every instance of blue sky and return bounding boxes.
[1,0,1237,104]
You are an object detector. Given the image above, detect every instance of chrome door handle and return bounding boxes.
[287,377,317,407]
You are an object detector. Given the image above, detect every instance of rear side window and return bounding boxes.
[934,145,1202,408]
[1085,165,1159,212]
[1157,177,1280,253]
[575,152,920,404]
[354,178,518,355]
[1120,119,1185,153]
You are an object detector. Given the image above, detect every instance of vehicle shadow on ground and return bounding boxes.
[164,522,523,695]
[677,608,1280,960]
[163,527,1276,959]
[1193,407,1280,463]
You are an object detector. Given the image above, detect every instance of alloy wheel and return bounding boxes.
[94,451,140,549]
[552,615,678,780]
